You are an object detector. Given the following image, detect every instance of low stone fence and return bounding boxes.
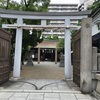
[92,47,100,99]
[97,53,100,71]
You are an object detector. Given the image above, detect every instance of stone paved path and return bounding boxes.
[0,62,97,100]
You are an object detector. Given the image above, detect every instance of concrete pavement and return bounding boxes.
[0,79,97,100]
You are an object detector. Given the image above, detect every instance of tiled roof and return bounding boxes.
[35,41,58,48]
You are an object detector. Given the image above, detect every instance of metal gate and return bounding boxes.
[0,29,11,85]
[72,30,81,87]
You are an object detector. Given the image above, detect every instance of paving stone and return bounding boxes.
[0,92,13,99]
[67,81,78,87]
[27,93,44,99]
[44,98,60,100]
[44,93,59,98]
[25,79,37,84]
[58,87,71,91]
[23,83,34,86]
[41,87,46,90]
[9,98,26,100]
[60,93,77,100]
[75,94,93,99]
[50,87,58,90]
[20,86,35,90]
[71,86,80,91]
[12,93,29,98]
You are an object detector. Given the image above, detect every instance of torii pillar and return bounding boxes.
[37,20,46,64]
[13,18,23,79]
[64,19,71,79]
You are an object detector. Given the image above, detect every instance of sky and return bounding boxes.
[14,0,79,4]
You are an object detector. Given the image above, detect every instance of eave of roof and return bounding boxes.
[35,41,58,49]
[92,32,100,41]
[91,8,100,18]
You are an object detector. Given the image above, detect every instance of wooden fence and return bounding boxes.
[72,30,81,87]
[0,29,11,85]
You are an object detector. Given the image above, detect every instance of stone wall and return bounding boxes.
[97,53,100,71]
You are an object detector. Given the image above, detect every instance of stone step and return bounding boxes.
[0,89,81,93]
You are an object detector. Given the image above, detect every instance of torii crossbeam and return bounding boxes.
[2,24,80,30]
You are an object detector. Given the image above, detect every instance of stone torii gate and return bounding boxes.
[0,9,91,80]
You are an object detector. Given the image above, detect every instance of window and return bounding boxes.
[98,24,100,30]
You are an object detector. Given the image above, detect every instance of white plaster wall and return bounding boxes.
[92,24,100,36]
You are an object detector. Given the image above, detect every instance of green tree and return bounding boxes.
[57,30,78,53]
[0,0,50,64]
[57,38,64,51]
[45,35,59,40]
[87,0,100,16]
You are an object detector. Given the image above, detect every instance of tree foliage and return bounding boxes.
[44,35,59,40]
[87,0,100,16]
[21,0,50,12]
[0,0,50,63]
[57,38,64,48]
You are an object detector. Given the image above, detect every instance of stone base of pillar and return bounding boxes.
[25,59,34,66]
[10,77,22,81]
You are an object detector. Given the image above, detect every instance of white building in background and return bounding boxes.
[92,8,100,36]
[78,0,95,11]
[78,0,100,36]
[42,4,78,38]
[49,4,78,12]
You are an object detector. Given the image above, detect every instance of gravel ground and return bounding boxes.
[11,61,64,80]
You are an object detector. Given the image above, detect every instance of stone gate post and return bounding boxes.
[80,18,92,93]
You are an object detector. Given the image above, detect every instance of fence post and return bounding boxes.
[92,47,98,91]
[92,47,97,71]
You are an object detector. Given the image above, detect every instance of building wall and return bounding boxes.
[49,4,78,12]
[43,4,78,38]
